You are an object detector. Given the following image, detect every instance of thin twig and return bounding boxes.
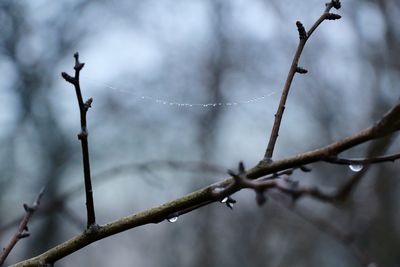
[325,153,400,165]
[0,187,45,266]
[264,1,341,160]
[61,52,96,228]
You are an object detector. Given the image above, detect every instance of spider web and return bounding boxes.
[82,75,276,109]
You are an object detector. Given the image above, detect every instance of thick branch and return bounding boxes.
[264,1,341,159]
[61,52,96,228]
[0,188,45,266]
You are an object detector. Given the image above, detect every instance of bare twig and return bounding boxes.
[61,52,96,228]
[0,187,45,266]
[325,153,400,165]
[264,0,342,159]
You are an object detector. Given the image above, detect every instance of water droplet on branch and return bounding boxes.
[349,164,363,172]
[167,216,178,223]
[220,197,228,203]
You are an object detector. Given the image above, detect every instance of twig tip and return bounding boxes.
[73,52,85,71]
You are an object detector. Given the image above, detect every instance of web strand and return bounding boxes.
[82,75,275,108]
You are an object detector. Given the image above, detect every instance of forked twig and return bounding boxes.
[264,1,342,160]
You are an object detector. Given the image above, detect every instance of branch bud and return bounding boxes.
[326,13,341,20]
[73,52,85,71]
[332,0,341,10]
[61,72,75,84]
[296,67,308,74]
[296,21,307,40]
[84,98,93,110]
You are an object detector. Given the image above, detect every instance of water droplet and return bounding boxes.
[221,197,228,203]
[167,216,178,223]
[349,164,363,172]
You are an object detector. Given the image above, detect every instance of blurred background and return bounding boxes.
[0,0,399,266]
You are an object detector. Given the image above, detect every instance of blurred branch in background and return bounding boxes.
[0,188,45,266]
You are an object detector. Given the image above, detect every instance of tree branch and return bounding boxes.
[61,52,96,228]
[0,187,45,266]
[264,0,342,159]
[10,98,400,266]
